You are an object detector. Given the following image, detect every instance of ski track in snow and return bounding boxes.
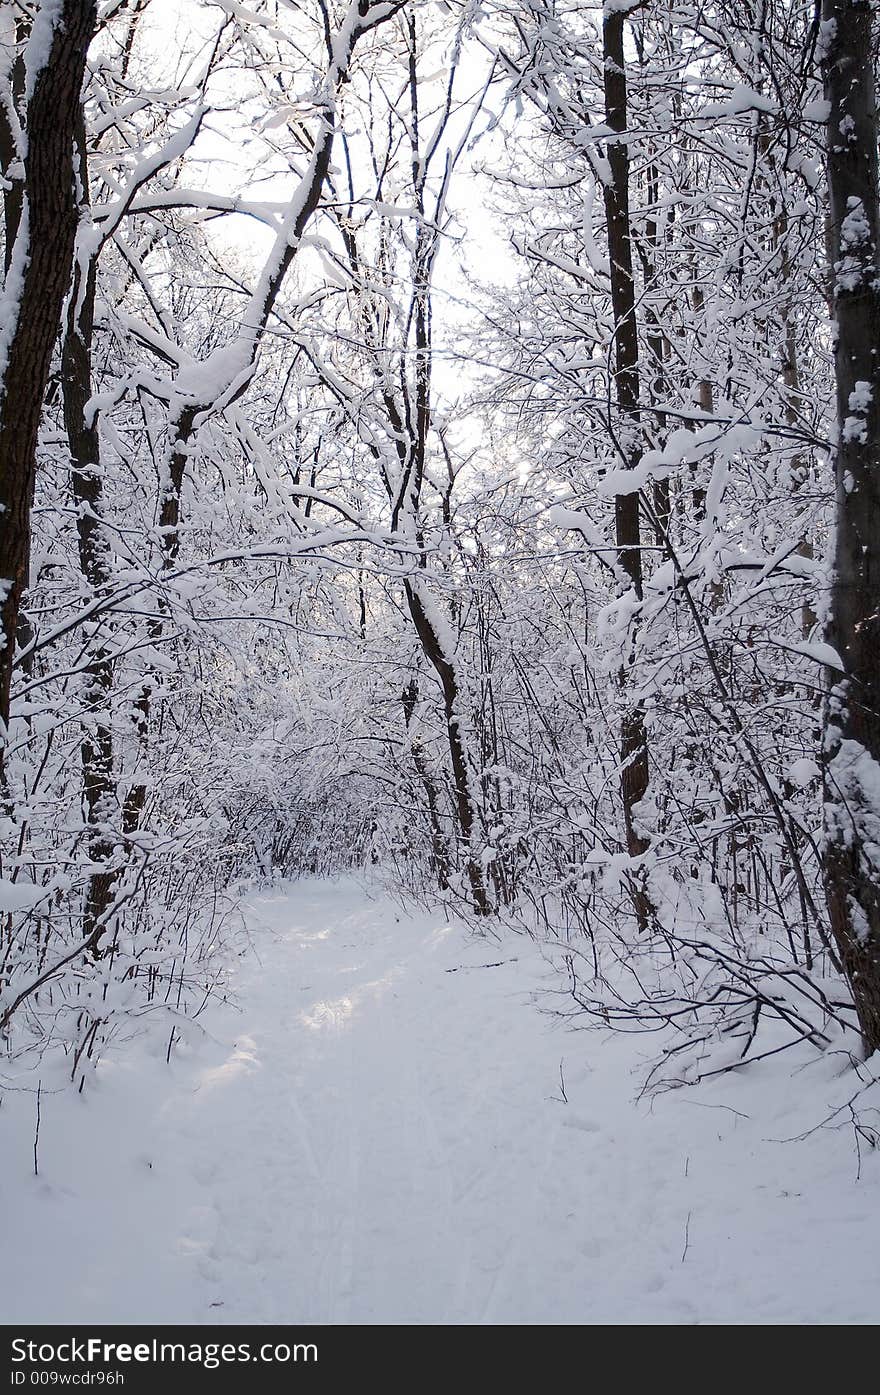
[2,876,879,1325]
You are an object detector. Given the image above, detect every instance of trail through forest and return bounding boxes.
[2,878,879,1326]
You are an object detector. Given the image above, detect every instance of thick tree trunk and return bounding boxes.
[0,15,26,275]
[61,110,117,951]
[640,153,671,546]
[0,1,96,781]
[602,10,650,870]
[821,0,880,1055]
[405,582,491,916]
[402,678,450,891]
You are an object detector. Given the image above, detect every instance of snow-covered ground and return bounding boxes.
[1,876,879,1325]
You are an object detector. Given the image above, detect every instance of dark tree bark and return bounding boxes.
[602,9,650,869]
[402,678,450,890]
[821,0,880,1055]
[404,582,490,914]
[638,150,671,547]
[0,14,27,275]
[0,1,97,781]
[61,108,117,951]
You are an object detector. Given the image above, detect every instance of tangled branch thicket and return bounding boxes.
[1,0,879,1092]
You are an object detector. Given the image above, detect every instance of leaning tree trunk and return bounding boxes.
[821,0,880,1055]
[0,1,97,784]
[404,581,491,916]
[602,9,651,880]
[402,678,451,891]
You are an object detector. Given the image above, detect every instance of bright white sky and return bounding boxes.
[140,0,517,409]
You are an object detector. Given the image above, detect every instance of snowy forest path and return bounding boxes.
[161,879,584,1325]
[3,876,880,1324]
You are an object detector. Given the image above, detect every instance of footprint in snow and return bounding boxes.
[562,1116,601,1133]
